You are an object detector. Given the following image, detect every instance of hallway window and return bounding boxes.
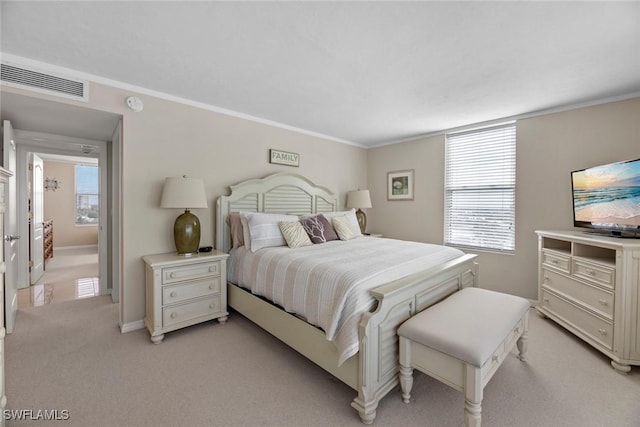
[75,165,99,225]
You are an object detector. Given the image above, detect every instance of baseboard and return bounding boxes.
[120,319,145,333]
[54,244,98,251]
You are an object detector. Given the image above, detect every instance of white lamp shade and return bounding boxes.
[160,176,208,209]
[346,190,372,209]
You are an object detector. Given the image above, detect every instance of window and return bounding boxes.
[444,123,516,253]
[75,164,99,225]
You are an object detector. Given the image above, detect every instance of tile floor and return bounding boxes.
[17,246,99,308]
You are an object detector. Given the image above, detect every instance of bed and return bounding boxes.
[215,172,478,424]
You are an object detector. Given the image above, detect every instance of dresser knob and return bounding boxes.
[170,312,177,319]
[551,259,558,264]
[492,355,499,363]
[209,285,213,290]
[170,291,177,298]
[587,269,596,276]
[543,298,550,303]
[599,299,608,306]
[514,327,520,334]
[598,329,607,336]
[543,275,549,282]
[169,272,176,278]
[209,266,216,272]
[209,303,215,309]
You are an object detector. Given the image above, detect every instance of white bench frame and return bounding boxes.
[399,310,529,427]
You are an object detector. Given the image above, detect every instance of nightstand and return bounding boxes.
[143,250,229,343]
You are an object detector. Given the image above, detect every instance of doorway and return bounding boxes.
[18,153,101,307]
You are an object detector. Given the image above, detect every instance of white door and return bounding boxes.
[30,154,44,284]
[2,120,19,334]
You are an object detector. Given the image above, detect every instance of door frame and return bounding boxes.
[14,131,109,296]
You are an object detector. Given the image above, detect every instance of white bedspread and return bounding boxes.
[228,237,465,365]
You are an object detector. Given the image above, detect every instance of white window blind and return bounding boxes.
[444,123,516,253]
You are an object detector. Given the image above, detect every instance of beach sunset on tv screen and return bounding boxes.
[572,159,640,228]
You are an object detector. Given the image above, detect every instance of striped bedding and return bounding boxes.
[228,237,465,365]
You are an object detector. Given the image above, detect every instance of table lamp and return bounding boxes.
[347,189,372,234]
[160,176,208,255]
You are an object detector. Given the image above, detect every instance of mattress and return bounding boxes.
[228,236,465,365]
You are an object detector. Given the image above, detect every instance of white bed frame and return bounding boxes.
[215,172,478,424]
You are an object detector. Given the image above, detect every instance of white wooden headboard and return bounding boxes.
[215,172,338,252]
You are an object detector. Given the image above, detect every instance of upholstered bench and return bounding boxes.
[397,287,530,427]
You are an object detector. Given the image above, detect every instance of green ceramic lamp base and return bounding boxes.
[174,209,201,255]
[355,208,367,234]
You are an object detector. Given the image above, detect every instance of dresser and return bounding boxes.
[43,219,53,268]
[143,251,229,343]
[536,230,640,372]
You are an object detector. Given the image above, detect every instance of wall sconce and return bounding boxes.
[44,177,60,191]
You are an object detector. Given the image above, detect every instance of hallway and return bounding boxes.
[17,246,99,308]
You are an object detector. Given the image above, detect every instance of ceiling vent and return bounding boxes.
[1,62,89,102]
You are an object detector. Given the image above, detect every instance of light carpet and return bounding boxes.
[5,296,640,427]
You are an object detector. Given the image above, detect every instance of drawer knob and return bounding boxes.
[543,298,550,303]
[514,327,520,334]
[551,259,558,264]
[543,275,549,282]
[598,329,608,336]
[587,269,596,276]
[169,272,176,278]
[170,291,177,298]
[492,355,499,363]
[209,303,215,309]
[209,266,216,272]
[209,285,213,290]
[598,299,608,306]
[170,312,177,319]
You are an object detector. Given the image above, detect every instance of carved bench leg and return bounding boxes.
[517,331,528,362]
[399,365,414,403]
[611,360,631,374]
[464,365,482,427]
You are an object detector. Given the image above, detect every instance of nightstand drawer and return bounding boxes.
[163,295,221,327]
[162,261,220,284]
[162,277,221,305]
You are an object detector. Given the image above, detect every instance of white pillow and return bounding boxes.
[322,209,362,237]
[241,212,299,252]
[239,213,252,251]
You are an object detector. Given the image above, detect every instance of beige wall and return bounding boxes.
[43,160,99,247]
[368,97,640,300]
[0,82,368,327]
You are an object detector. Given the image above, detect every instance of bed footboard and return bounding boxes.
[351,254,478,424]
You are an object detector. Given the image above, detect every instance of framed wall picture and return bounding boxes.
[387,169,414,201]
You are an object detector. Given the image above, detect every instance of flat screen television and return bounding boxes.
[571,157,640,238]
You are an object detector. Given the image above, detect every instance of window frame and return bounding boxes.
[74,164,99,226]
[444,122,516,254]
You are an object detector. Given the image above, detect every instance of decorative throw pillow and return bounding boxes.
[242,212,299,252]
[322,209,362,237]
[279,221,312,248]
[299,214,339,244]
[228,212,244,249]
[332,215,356,241]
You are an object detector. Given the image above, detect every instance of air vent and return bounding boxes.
[1,62,89,102]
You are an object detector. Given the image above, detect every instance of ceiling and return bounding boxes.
[1,1,639,147]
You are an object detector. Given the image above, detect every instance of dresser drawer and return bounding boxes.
[542,250,570,274]
[572,258,615,290]
[162,277,221,305]
[162,261,220,284]
[540,289,613,350]
[163,295,221,327]
[542,269,614,319]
